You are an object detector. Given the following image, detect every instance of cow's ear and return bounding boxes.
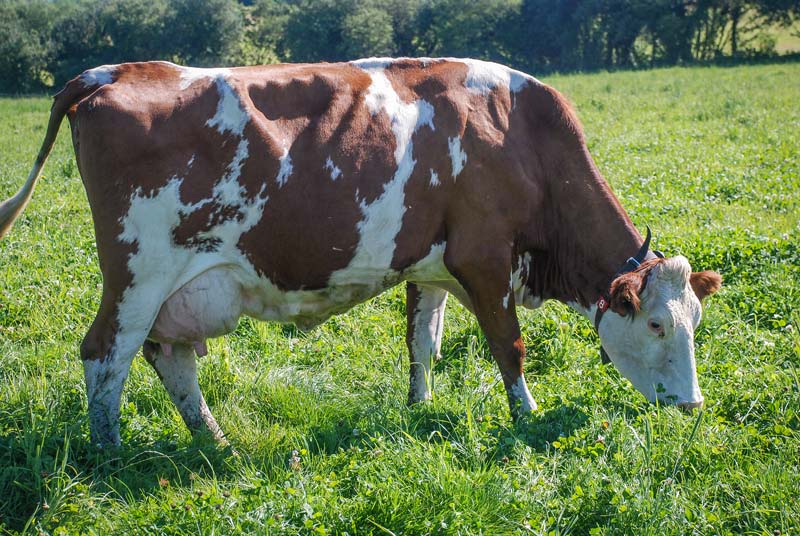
[609,271,643,316]
[690,270,722,301]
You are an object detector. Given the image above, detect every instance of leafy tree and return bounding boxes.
[0,0,55,93]
[0,0,798,92]
[165,0,245,65]
[600,0,651,67]
[47,0,173,85]
[242,0,293,64]
[415,0,522,63]
[381,0,424,56]
[48,0,110,85]
[520,0,585,71]
[102,0,170,60]
[341,4,396,58]
[283,0,353,62]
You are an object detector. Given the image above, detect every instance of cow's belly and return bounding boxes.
[148,243,458,346]
[241,273,397,330]
[149,265,406,345]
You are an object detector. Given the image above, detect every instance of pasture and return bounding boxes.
[1,62,798,535]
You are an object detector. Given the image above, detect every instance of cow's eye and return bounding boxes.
[648,319,665,337]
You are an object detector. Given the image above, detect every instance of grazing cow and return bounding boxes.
[0,58,721,447]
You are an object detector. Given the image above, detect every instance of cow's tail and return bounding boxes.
[0,75,105,240]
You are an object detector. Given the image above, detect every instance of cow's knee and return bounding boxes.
[143,341,225,442]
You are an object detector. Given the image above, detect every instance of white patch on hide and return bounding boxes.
[350,57,397,71]
[117,179,204,354]
[171,63,232,90]
[503,271,514,309]
[511,252,542,309]
[510,375,537,412]
[80,65,116,87]
[213,139,251,206]
[329,64,435,288]
[116,77,264,353]
[362,69,434,163]
[206,76,248,136]
[325,157,342,181]
[460,59,534,95]
[349,58,537,98]
[448,136,467,178]
[276,146,293,187]
[429,170,439,187]
[403,243,452,282]
[229,242,457,332]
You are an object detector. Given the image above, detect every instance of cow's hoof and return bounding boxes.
[407,392,433,405]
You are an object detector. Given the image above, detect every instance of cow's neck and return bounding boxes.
[535,145,643,307]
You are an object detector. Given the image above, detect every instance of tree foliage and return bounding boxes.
[0,0,55,92]
[0,0,797,93]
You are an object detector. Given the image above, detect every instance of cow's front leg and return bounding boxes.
[143,341,225,442]
[406,283,448,404]
[446,249,537,419]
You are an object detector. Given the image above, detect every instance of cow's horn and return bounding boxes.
[635,226,652,263]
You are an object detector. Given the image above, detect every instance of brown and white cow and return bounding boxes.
[0,58,721,446]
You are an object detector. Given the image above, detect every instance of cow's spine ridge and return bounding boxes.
[0,75,103,239]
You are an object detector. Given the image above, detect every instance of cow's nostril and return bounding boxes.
[678,399,704,412]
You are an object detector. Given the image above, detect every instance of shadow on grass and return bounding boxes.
[496,404,591,455]
[301,397,593,466]
[297,401,470,460]
[0,421,236,531]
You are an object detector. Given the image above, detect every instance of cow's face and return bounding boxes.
[598,256,721,409]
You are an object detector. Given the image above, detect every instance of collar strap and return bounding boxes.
[594,227,664,365]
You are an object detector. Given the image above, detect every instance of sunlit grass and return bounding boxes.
[1,61,799,534]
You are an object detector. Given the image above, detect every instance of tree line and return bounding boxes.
[1,0,798,93]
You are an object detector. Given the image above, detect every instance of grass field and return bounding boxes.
[1,62,799,535]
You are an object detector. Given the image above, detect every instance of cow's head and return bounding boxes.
[598,256,721,409]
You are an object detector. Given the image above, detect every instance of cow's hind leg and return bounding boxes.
[81,300,155,447]
[143,341,224,442]
[406,283,448,404]
[81,269,181,446]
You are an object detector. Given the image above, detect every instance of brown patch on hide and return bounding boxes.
[690,270,722,301]
[608,258,665,317]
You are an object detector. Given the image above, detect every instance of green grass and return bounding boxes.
[1,62,799,535]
